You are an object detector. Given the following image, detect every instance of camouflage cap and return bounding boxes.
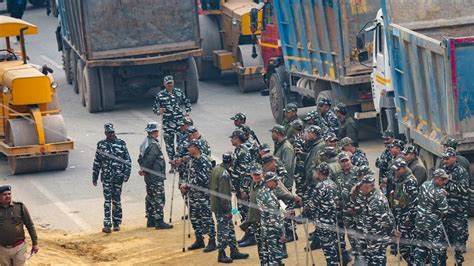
[442,147,457,158]
[269,124,285,134]
[390,139,405,149]
[338,151,351,161]
[104,123,115,133]
[432,168,449,178]
[339,137,353,147]
[318,96,332,106]
[259,143,271,153]
[303,111,316,122]
[382,130,395,139]
[361,174,375,184]
[144,122,159,133]
[264,171,280,182]
[402,144,417,155]
[283,103,298,113]
[0,185,11,194]
[290,120,304,131]
[188,139,202,150]
[334,103,347,114]
[230,112,247,121]
[222,152,233,163]
[321,146,338,158]
[441,138,458,149]
[183,116,194,125]
[249,163,263,175]
[163,75,174,84]
[356,165,374,176]
[324,133,339,142]
[261,154,276,164]
[305,125,322,135]
[314,162,331,176]
[187,126,198,134]
[391,158,407,170]
[229,129,245,138]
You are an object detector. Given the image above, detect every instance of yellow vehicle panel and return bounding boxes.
[0,16,38,37]
[222,0,262,36]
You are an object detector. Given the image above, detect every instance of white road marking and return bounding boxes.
[39,55,63,70]
[29,179,92,231]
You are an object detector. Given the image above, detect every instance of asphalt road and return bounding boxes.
[0,7,384,232]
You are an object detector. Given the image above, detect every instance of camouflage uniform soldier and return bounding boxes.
[304,163,340,265]
[435,138,470,172]
[174,117,193,187]
[210,153,249,263]
[153,75,192,169]
[402,145,427,186]
[375,130,395,192]
[138,122,173,230]
[382,139,405,197]
[183,140,216,252]
[316,97,340,137]
[340,137,369,167]
[321,146,341,174]
[302,125,324,187]
[412,169,449,265]
[288,119,304,146]
[271,124,295,186]
[389,158,418,263]
[441,148,470,265]
[303,110,317,126]
[359,175,395,265]
[291,120,306,196]
[281,103,303,139]
[257,172,286,266]
[315,133,340,166]
[92,123,131,233]
[334,103,358,146]
[240,124,259,161]
[187,126,211,156]
[230,112,260,153]
[332,152,359,263]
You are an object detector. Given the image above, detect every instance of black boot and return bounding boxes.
[286,232,298,242]
[188,236,205,250]
[230,247,249,260]
[237,231,249,244]
[342,250,352,266]
[439,254,447,266]
[146,217,155,228]
[308,237,322,250]
[203,238,217,253]
[155,219,173,230]
[218,249,233,263]
[238,234,257,247]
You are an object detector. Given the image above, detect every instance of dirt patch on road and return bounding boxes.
[29,222,472,265]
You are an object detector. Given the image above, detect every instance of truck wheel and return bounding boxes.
[83,66,102,113]
[76,60,86,107]
[185,57,199,103]
[236,45,265,92]
[28,0,46,7]
[62,46,73,85]
[197,15,222,80]
[99,67,115,111]
[269,71,286,123]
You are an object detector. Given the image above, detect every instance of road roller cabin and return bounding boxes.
[0,16,74,174]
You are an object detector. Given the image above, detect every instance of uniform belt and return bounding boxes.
[2,239,24,248]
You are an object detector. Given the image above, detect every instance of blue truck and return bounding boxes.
[264,0,380,123]
[358,0,474,212]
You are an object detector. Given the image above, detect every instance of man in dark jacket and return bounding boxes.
[138,122,172,230]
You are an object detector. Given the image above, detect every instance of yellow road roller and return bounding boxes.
[0,16,74,174]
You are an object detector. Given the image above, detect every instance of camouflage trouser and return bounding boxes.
[216,214,237,250]
[163,120,179,160]
[442,215,469,263]
[343,216,359,256]
[316,224,339,265]
[261,225,285,266]
[413,225,444,265]
[189,192,216,238]
[364,237,389,265]
[391,213,415,263]
[102,180,123,228]
[254,222,265,264]
[145,180,165,221]
[294,160,305,197]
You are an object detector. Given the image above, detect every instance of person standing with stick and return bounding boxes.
[138,122,173,230]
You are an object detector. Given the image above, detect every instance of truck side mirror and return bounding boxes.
[358,51,369,63]
[357,33,365,50]
[250,8,258,33]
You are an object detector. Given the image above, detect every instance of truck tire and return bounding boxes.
[99,67,115,111]
[197,15,221,80]
[83,66,102,113]
[62,46,73,85]
[185,57,199,103]
[269,70,286,123]
[76,59,86,107]
[28,0,46,7]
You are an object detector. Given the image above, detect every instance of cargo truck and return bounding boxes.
[358,0,474,213]
[253,0,380,123]
[56,0,201,112]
